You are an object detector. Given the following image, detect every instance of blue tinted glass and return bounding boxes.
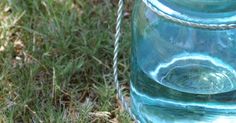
[131,0,236,122]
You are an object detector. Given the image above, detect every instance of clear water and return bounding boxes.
[131,54,236,123]
[131,1,236,122]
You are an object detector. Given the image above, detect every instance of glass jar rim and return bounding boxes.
[145,0,236,25]
[165,0,236,13]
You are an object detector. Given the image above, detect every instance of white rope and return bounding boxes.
[113,0,140,122]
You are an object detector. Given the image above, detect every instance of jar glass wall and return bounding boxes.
[131,0,236,122]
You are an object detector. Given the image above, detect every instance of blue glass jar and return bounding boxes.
[131,0,236,122]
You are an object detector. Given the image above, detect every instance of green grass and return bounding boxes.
[0,0,133,122]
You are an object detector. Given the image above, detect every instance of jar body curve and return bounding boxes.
[131,0,236,122]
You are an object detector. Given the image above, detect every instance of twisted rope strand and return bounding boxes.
[113,0,140,122]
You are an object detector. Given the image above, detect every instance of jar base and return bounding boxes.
[131,85,236,123]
